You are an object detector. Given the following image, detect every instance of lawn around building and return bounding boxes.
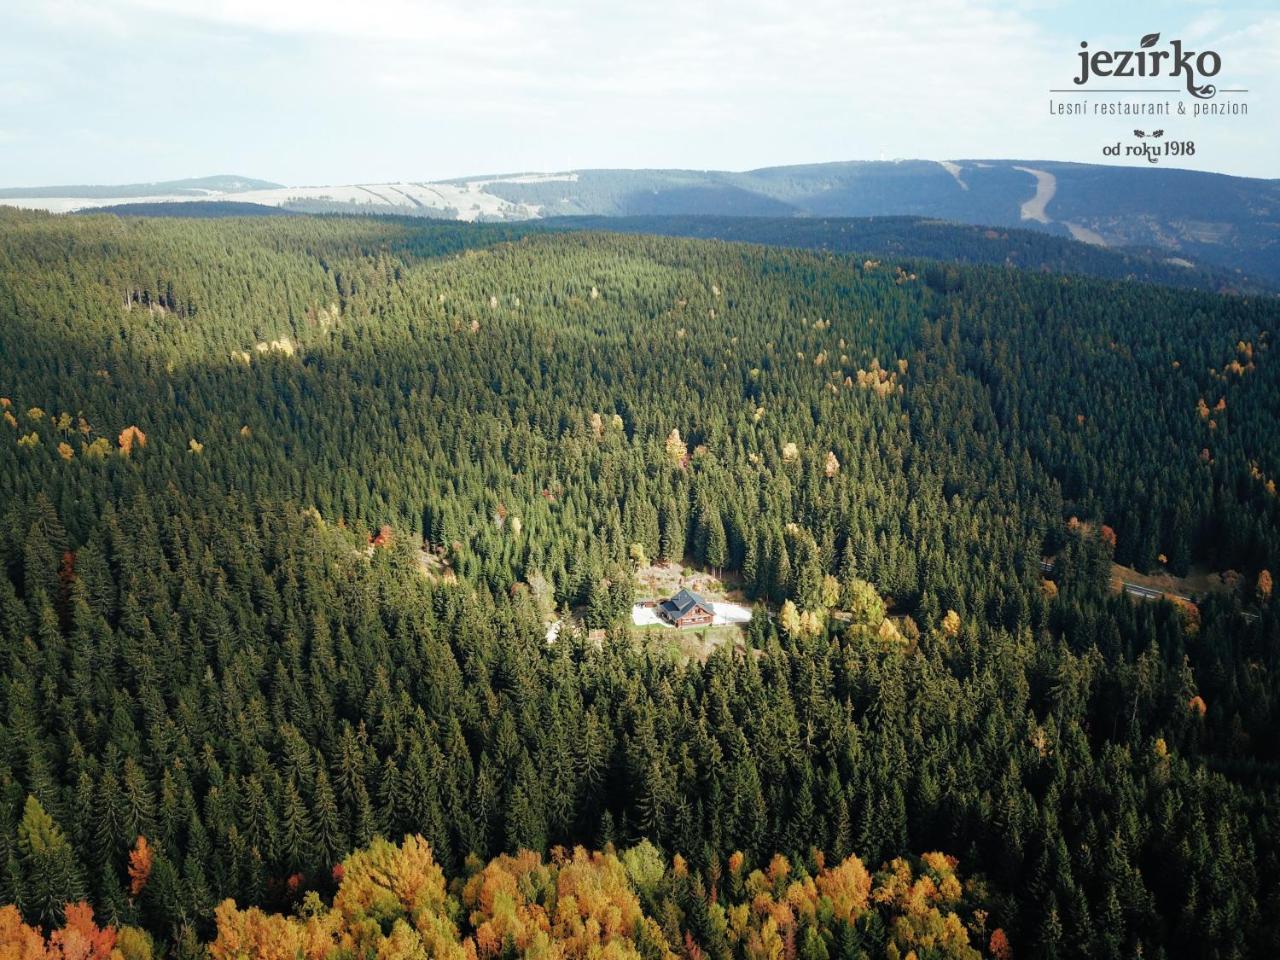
[628,560,756,661]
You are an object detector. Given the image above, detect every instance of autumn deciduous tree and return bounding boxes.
[127,837,153,897]
[117,426,146,456]
[331,835,457,948]
[211,835,461,960]
[1259,569,1273,602]
[1166,596,1201,636]
[621,840,666,903]
[210,900,338,960]
[871,855,976,959]
[203,837,986,960]
[0,905,46,957]
[665,429,687,467]
[845,579,885,627]
[464,846,675,960]
[814,853,872,923]
[82,437,110,460]
[49,902,117,960]
[780,599,802,636]
[0,902,152,960]
[820,574,841,609]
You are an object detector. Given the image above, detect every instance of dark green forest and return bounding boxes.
[84,207,1266,294]
[0,207,1278,958]
[547,215,1264,294]
[465,160,1280,286]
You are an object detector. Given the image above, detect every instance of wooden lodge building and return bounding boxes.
[657,588,715,629]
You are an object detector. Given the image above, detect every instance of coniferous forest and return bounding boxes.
[0,207,1278,958]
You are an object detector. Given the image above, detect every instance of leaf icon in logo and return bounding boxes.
[1152,129,1165,138]
[1133,129,1146,138]
[1140,32,1160,48]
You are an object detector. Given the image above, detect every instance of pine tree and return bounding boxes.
[311,767,346,872]
[702,506,728,574]
[280,780,314,875]
[660,496,687,563]
[17,795,85,925]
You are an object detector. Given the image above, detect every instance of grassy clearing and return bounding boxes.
[633,559,748,604]
[1110,562,1235,599]
[631,620,747,664]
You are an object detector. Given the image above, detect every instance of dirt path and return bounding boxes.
[1110,562,1230,601]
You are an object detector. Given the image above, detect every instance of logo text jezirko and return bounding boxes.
[1075,33,1221,99]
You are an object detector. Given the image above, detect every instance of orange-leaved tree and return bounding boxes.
[127,837,153,898]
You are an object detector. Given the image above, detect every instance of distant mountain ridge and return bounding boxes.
[0,174,282,200]
[2,160,1276,283]
[479,161,1280,284]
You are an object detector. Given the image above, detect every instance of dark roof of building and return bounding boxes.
[660,588,711,619]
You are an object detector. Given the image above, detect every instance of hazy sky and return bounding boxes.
[1,0,1276,186]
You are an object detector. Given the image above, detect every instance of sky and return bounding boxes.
[0,0,1276,186]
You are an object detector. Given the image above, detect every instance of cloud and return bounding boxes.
[1,0,1275,183]
[31,0,1051,94]
[111,0,559,51]
[1210,16,1280,75]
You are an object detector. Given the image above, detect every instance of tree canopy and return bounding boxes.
[0,208,1277,958]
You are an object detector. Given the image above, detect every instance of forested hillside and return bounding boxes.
[8,161,1277,286]
[77,208,1267,295]
[0,207,1278,958]
[472,161,1280,285]
[549,216,1264,294]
